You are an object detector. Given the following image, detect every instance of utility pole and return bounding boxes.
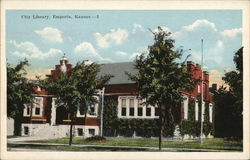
[200,39,204,144]
[100,87,105,137]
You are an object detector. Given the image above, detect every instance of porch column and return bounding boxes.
[51,98,57,125]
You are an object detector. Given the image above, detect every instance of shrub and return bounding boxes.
[84,135,106,142]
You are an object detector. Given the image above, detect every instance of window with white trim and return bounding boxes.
[129,99,134,116]
[195,100,199,121]
[209,103,213,123]
[121,98,126,116]
[118,96,158,119]
[146,106,151,117]
[23,104,31,116]
[33,97,43,116]
[138,99,143,117]
[183,97,189,120]
[77,106,85,117]
[201,101,205,122]
[89,129,95,137]
[198,84,201,93]
[77,128,83,136]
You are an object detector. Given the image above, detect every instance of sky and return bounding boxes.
[6,10,242,86]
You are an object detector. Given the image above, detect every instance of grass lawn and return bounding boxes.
[28,137,243,151]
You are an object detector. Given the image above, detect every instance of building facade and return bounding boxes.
[21,57,214,138]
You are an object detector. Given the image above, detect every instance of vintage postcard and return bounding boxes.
[1,0,249,160]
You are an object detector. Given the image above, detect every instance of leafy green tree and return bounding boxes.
[40,61,111,145]
[103,95,119,136]
[128,27,194,150]
[214,47,243,138]
[7,60,34,136]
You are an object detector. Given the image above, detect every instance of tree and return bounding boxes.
[7,59,34,136]
[128,27,194,150]
[214,47,243,138]
[40,61,111,145]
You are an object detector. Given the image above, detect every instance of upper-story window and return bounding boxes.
[77,98,99,117]
[33,97,43,116]
[197,84,200,93]
[23,104,31,117]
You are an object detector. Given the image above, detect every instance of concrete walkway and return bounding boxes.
[7,137,240,152]
[8,136,55,143]
[7,141,233,152]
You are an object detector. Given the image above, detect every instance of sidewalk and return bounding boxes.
[7,141,231,152]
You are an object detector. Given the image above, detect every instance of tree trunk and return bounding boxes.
[69,114,75,146]
[158,105,163,151]
[14,115,22,136]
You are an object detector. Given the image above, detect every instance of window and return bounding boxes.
[198,84,200,93]
[195,101,199,121]
[138,108,143,116]
[129,108,134,116]
[33,97,43,116]
[23,104,31,116]
[121,99,126,116]
[24,127,29,135]
[122,108,126,116]
[77,106,85,117]
[146,107,151,116]
[209,104,213,123]
[79,107,84,115]
[27,107,30,115]
[89,105,96,116]
[89,129,95,137]
[35,108,40,115]
[121,99,126,107]
[183,97,188,120]
[129,99,134,116]
[155,107,159,116]
[129,99,134,108]
[138,99,143,117]
[90,106,95,113]
[78,128,83,136]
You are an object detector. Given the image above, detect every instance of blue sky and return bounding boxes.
[6,10,242,86]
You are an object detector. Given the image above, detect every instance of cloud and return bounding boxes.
[34,27,63,43]
[171,19,219,39]
[132,24,144,34]
[115,51,128,56]
[9,40,62,59]
[183,19,217,32]
[74,42,99,56]
[129,52,142,59]
[74,42,112,62]
[94,28,129,48]
[220,28,242,39]
[216,40,223,48]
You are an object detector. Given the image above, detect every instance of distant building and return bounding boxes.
[20,57,214,138]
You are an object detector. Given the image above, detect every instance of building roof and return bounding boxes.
[99,62,138,85]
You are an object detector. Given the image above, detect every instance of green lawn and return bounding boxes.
[28,137,243,151]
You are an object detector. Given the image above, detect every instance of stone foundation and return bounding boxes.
[21,123,99,139]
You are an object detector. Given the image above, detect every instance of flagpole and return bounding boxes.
[100,87,105,137]
[200,39,204,144]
